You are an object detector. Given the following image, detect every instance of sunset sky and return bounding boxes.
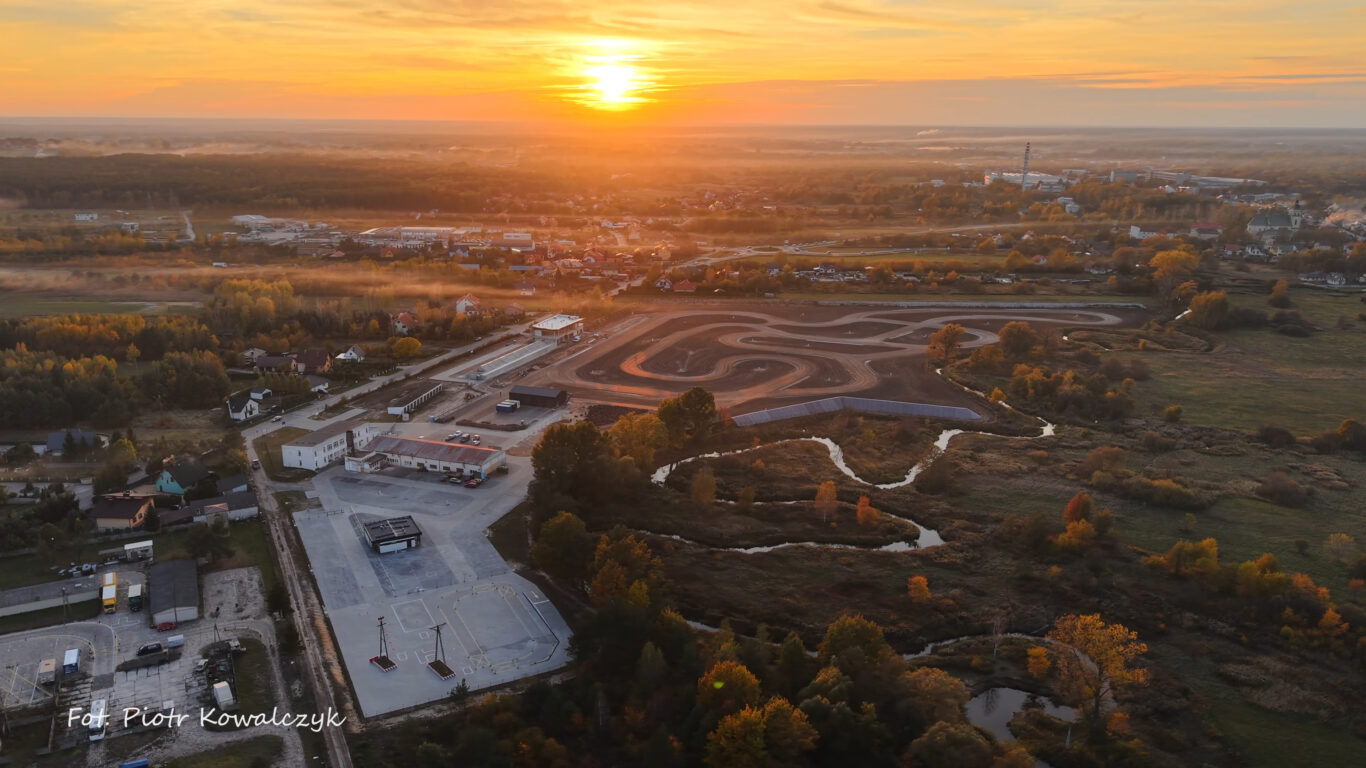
[3,0,1365,126]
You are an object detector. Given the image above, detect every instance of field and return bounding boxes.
[590,394,1366,765]
[1133,287,1366,434]
[250,427,311,482]
[0,294,199,317]
[0,598,99,633]
[152,519,284,595]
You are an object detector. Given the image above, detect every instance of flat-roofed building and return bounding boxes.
[282,420,382,471]
[508,385,569,409]
[530,314,583,342]
[385,382,445,419]
[148,558,199,626]
[363,516,422,553]
[357,435,506,478]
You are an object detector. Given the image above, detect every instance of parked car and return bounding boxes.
[271,416,282,422]
[194,658,207,673]
[156,622,177,632]
[464,477,482,488]
[227,638,244,654]
[135,643,163,657]
[251,459,261,470]
[471,435,482,445]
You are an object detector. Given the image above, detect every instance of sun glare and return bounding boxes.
[572,50,652,112]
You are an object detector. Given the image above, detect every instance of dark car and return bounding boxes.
[251,459,261,470]
[136,642,163,657]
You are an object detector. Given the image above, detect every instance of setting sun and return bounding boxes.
[588,63,637,105]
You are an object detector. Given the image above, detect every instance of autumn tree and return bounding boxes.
[1186,290,1229,330]
[1045,614,1148,732]
[530,511,594,584]
[737,486,757,510]
[691,466,718,505]
[814,480,838,524]
[900,667,968,728]
[657,387,718,444]
[697,660,762,714]
[926,323,967,365]
[997,321,1038,359]
[1063,492,1093,524]
[900,721,994,768]
[1149,247,1199,303]
[705,696,818,768]
[391,336,421,358]
[609,411,667,470]
[855,495,879,526]
[1268,279,1292,308]
[906,575,931,604]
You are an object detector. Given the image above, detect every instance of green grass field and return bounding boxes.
[1135,288,1366,433]
[250,427,312,482]
[0,295,198,317]
[152,519,284,595]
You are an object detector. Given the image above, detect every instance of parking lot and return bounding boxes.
[0,567,273,747]
[297,460,571,716]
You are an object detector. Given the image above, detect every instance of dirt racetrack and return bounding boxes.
[520,304,1144,417]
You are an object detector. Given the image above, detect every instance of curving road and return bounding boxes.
[544,308,1125,409]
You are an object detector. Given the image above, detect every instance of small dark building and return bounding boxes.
[363,516,422,554]
[148,558,200,626]
[508,385,569,409]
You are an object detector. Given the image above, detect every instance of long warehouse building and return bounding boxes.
[352,435,507,478]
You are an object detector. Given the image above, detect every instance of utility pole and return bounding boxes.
[1021,142,1031,191]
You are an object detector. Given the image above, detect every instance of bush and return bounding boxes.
[1163,404,1183,423]
[1256,426,1297,449]
[1256,472,1310,508]
[1141,430,1176,452]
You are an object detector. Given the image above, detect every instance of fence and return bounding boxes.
[731,397,979,427]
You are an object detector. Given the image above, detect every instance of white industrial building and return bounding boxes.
[281,420,382,471]
[350,435,506,478]
[531,314,584,343]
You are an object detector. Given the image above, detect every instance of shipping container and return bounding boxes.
[63,648,80,675]
[37,658,56,686]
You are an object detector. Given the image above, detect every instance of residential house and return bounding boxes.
[305,375,330,394]
[515,280,536,297]
[1189,222,1223,240]
[502,303,527,319]
[216,474,249,494]
[672,280,698,293]
[240,347,268,364]
[295,348,332,374]
[91,494,152,530]
[249,387,272,400]
[254,354,299,374]
[155,456,210,496]
[393,312,417,336]
[335,345,365,363]
[74,211,98,222]
[225,392,259,422]
[653,276,673,291]
[454,294,482,316]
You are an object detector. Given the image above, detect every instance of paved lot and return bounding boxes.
[297,461,571,716]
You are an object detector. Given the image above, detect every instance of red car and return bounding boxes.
[156,622,177,632]
[464,477,482,488]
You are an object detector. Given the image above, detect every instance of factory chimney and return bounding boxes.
[1021,142,1031,190]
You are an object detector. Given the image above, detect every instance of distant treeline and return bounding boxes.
[0,154,545,211]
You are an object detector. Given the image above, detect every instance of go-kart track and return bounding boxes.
[523,304,1144,416]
